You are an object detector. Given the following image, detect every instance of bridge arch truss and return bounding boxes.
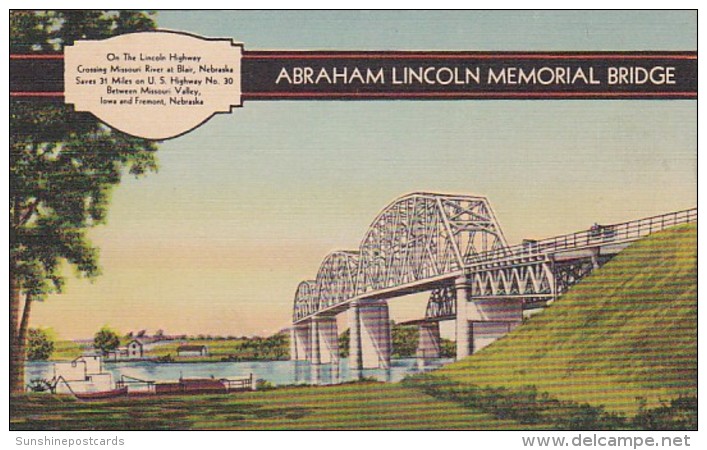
[295,193,509,320]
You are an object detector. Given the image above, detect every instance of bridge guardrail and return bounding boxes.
[468,207,696,265]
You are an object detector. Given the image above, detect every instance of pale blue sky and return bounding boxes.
[36,11,696,338]
[160,10,696,50]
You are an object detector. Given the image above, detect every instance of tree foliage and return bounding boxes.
[10,10,158,300]
[440,338,456,358]
[338,329,350,358]
[9,10,158,393]
[94,326,121,354]
[391,324,418,358]
[26,328,55,361]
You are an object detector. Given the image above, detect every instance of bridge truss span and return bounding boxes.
[293,193,696,325]
[315,251,360,310]
[293,280,317,322]
[468,256,555,301]
[355,193,508,296]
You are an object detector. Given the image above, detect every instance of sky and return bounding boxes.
[30,10,696,339]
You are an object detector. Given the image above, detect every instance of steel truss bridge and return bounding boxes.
[291,192,696,368]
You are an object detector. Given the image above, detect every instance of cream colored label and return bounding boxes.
[64,31,242,140]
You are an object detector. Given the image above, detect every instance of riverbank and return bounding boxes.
[27,357,451,389]
[49,324,448,363]
[49,333,290,363]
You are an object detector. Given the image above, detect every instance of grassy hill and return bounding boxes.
[410,223,697,419]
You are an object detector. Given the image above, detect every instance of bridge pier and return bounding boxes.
[291,323,312,361]
[309,316,339,365]
[455,276,523,359]
[416,321,441,359]
[349,301,391,370]
[455,277,473,360]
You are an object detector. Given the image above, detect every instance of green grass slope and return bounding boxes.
[430,223,697,416]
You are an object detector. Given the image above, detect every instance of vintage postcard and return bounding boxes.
[8,9,698,440]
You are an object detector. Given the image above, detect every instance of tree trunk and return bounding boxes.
[18,293,33,375]
[10,271,24,393]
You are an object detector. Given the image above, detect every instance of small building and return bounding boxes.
[126,339,144,358]
[106,339,144,361]
[177,345,209,357]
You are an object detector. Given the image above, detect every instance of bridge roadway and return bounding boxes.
[291,192,696,371]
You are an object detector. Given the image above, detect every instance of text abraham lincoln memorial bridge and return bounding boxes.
[291,192,696,370]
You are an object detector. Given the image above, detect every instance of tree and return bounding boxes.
[338,329,350,358]
[391,323,418,358]
[26,328,55,361]
[10,11,158,393]
[94,327,121,355]
[440,338,456,358]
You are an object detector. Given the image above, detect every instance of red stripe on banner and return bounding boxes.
[10,52,698,60]
[243,91,696,99]
[10,54,64,60]
[242,52,697,60]
[10,92,65,97]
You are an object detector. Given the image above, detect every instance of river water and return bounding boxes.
[26,357,452,387]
